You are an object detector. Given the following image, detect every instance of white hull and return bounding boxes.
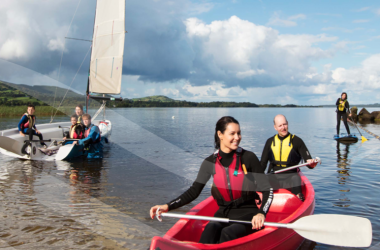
[0,120,111,161]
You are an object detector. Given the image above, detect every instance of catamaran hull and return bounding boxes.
[0,120,111,161]
[150,172,315,250]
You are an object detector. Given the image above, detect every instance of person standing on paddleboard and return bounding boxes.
[150,116,273,244]
[335,92,352,137]
[260,114,318,201]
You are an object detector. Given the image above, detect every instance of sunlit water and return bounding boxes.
[0,107,379,249]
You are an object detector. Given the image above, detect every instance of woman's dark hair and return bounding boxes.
[341,92,348,100]
[214,116,239,149]
[76,104,83,111]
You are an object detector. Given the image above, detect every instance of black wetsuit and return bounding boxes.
[336,98,350,135]
[167,149,273,244]
[260,133,312,195]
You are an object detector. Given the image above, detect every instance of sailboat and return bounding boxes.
[0,0,126,161]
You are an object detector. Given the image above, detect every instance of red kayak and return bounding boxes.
[150,172,315,250]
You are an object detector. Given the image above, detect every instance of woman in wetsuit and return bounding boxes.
[336,92,352,137]
[149,116,273,244]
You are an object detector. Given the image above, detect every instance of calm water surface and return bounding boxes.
[0,107,379,249]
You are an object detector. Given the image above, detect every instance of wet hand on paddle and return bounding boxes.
[251,213,265,230]
[307,158,319,169]
[150,204,169,219]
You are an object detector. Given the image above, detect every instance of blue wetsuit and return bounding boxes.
[78,124,103,159]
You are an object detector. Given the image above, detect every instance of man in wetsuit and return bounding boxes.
[72,114,103,158]
[260,114,318,201]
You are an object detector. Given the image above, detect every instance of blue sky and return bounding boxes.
[0,0,379,105]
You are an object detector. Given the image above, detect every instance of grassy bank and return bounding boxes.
[0,106,66,117]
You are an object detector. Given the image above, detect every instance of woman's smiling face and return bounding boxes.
[218,123,241,153]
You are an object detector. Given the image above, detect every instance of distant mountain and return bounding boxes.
[130,95,181,102]
[0,81,84,106]
[0,81,83,98]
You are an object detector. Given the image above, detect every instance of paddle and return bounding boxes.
[349,117,368,142]
[156,212,372,247]
[274,157,321,174]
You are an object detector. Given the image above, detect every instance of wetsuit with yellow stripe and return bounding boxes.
[261,133,312,196]
[336,98,350,135]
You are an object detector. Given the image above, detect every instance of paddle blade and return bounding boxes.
[291,214,372,247]
[361,136,368,142]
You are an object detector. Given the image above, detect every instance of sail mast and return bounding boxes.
[85,0,98,114]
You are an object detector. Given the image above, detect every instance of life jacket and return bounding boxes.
[338,99,347,112]
[211,147,259,207]
[77,115,83,124]
[21,113,35,129]
[269,133,301,170]
[84,124,101,143]
[69,124,83,139]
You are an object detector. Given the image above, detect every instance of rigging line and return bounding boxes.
[92,103,106,121]
[51,0,83,123]
[51,44,92,120]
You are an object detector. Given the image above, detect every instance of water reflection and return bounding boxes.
[334,142,351,208]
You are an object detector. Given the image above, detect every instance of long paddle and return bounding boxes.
[274,157,321,174]
[349,117,368,142]
[156,212,372,247]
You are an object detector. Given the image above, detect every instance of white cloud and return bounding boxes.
[321,27,363,33]
[332,54,380,90]
[185,16,337,88]
[376,9,380,15]
[288,14,306,21]
[236,69,265,79]
[354,7,370,12]
[267,12,306,27]
[352,19,370,23]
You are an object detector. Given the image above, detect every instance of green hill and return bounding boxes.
[1,81,83,99]
[131,95,181,102]
[0,81,84,106]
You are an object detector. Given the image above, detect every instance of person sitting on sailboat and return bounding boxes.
[72,114,103,158]
[18,104,47,154]
[63,115,84,144]
[75,105,84,124]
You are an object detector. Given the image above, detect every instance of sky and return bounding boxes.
[0,0,379,105]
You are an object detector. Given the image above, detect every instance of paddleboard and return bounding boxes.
[334,134,358,143]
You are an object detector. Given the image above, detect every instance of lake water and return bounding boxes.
[0,107,379,250]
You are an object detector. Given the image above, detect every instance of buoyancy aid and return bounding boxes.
[211,148,259,207]
[338,99,347,112]
[21,113,35,129]
[269,133,301,169]
[69,124,83,139]
[84,124,101,143]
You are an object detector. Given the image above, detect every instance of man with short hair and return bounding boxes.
[18,104,46,154]
[260,114,318,201]
[72,114,103,158]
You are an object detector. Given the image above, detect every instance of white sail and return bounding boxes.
[89,0,125,94]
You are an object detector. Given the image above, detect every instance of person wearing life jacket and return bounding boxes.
[261,114,318,201]
[72,113,103,158]
[335,92,352,137]
[150,116,273,244]
[63,115,84,144]
[18,104,46,154]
